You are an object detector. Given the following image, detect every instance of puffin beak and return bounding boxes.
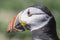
[7,14,19,32]
[7,14,27,33]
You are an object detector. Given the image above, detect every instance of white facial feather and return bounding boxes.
[34,38,42,40]
[28,7,44,14]
[18,7,52,31]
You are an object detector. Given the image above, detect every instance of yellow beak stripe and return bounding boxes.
[20,20,27,27]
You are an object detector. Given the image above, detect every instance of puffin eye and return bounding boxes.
[27,10,30,15]
[27,10,32,17]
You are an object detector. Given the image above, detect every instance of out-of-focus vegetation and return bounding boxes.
[0,0,60,40]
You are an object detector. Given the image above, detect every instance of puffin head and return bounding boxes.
[7,5,52,32]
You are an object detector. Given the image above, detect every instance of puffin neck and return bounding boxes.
[31,26,59,40]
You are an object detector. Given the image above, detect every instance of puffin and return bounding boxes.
[7,5,59,40]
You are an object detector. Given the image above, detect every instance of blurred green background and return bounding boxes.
[0,0,60,40]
